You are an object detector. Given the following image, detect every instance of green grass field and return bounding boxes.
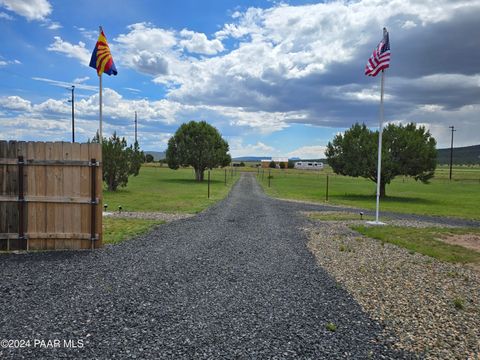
[351,225,480,265]
[102,165,239,244]
[104,165,240,213]
[103,218,165,245]
[306,212,376,221]
[258,165,480,220]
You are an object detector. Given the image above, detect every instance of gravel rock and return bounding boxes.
[104,211,194,222]
[306,219,480,360]
[0,173,411,359]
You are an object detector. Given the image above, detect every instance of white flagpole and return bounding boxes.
[374,69,385,223]
[99,74,103,143]
[98,25,103,144]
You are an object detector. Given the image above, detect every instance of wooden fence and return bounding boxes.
[0,141,102,251]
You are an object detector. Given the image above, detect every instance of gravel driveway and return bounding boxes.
[1,173,418,359]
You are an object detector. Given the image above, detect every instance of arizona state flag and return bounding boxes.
[89,28,117,76]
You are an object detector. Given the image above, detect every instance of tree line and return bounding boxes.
[98,120,437,198]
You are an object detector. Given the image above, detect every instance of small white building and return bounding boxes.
[294,161,324,170]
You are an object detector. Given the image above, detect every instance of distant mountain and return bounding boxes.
[232,156,271,162]
[232,145,480,165]
[437,144,480,165]
[232,156,326,162]
[145,151,166,161]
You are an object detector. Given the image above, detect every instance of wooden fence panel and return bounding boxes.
[80,143,91,250]
[0,141,102,251]
[71,143,82,250]
[90,143,103,249]
[6,141,19,250]
[0,141,7,250]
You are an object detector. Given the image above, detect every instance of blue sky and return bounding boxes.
[1,0,479,158]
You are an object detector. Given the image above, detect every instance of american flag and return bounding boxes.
[365,28,390,77]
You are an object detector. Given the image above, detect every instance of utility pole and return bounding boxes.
[134,111,138,144]
[449,125,456,180]
[67,85,75,142]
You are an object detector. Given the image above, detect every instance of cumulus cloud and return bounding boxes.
[179,29,224,55]
[0,0,51,21]
[8,0,480,149]
[114,22,178,76]
[0,90,194,147]
[47,36,91,65]
[0,96,32,111]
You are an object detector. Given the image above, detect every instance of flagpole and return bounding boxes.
[98,25,103,144]
[374,69,385,223]
[99,74,103,143]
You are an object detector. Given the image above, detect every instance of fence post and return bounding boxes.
[208,170,211,198]
[90,158,97,250]
[268,169,271,187]
[18,156,26,250]
[325,174,329,202]
[224,168,227,186]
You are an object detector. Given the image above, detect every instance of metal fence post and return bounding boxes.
[208,170,211,198]
[90,158,97,250]
[325,174,329,202]
[268,169,271,187]
[224,168,227,185]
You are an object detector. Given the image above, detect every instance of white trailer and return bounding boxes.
[294,161,324,170]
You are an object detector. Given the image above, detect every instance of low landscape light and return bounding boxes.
[360,212,364,220]
[104,204,108,211]
[118,205,122,213]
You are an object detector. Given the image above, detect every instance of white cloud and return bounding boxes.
[0,0,51,21]
[0,58,21,66]
[402,20,417,29]
[0,89,191,126]
[228,138,276,157]
[179,29,224,55]
[47,21,61,30]
[73,76,89,84]
[47,36,91,65]
[32,77,97,91]
[0,96,32,111]
[124,87,141,93]
[287,145,327,159]
[7,1,480,150]
[114,23,179,76]
[33,98,68,114]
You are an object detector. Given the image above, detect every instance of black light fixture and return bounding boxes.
[118,205,122,213]
[104,203,108,211]
[360,212,364,220]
